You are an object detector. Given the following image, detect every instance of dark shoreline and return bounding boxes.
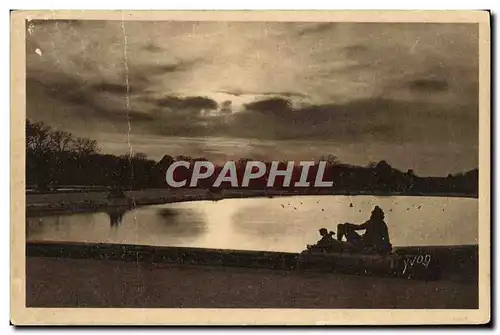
[26,188,478,216]
[26,241,478,282]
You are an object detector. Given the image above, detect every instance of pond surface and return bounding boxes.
[26,195,478,252]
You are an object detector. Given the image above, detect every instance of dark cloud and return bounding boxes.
[143,43,163,52]
[28,74,95,109]
[128,59,201,83]
[218,89,308,99]
[154,59,201,74]
[58,92,474,147]
[244,97,293,115]
[24,20,479,175]
[85,59,202,96]
[26,72,155,123]
[408,79,449,92]
[218,90,244,96]
[27,65,476,149]
[260,91,308,99]
[230,96,477,144]
[155,96,218,110]
[154,62,194,74]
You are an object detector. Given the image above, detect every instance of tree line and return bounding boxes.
[26,119,159,190]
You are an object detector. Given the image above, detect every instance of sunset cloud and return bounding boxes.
[26,20,479,175]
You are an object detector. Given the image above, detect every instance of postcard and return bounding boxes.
[11,10,490,325]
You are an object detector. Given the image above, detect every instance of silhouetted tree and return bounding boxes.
[49,130,73,154]
[24,119,479,196]
[157,155,174,170]
[374,160,393,191]
[319,154,340,166]
[26,119,51,154]
[133,152,148,161]
[219,100,232,115]
[176,155,193,162]
[74,137,99,157]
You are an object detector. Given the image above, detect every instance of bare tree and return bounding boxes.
[318,154,340,166]
[375,160,392,172]
[118,152,147,161]
[175,155,193,162]
[74,137,100,156]
[133,152,148,161]
[156,154,174,173]
[49,130,74,153]
[26,120,52,153]
[406,169,415,177]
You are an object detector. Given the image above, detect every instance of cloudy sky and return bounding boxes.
[26,20,479,176]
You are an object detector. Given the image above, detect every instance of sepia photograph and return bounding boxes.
[11,10,490,325]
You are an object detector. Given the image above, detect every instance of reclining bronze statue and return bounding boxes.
[306,206,392,255]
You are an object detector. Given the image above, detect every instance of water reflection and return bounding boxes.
[107,208,128,227]
[154,206,207,238]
